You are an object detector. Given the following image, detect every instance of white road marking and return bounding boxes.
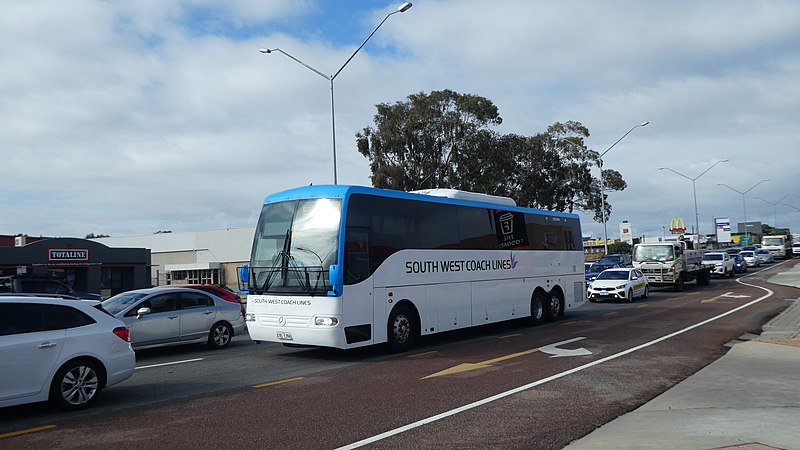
[338,281,775,449]
[136,358,204,370]
[539,337,592,358]
[721,292,750,299]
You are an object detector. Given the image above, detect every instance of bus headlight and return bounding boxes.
[245,313,256,322]
[315,316,339,327]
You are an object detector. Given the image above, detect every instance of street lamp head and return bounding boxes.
[259,48,273,54]
[398,2,413,12]
[639,121,649,127]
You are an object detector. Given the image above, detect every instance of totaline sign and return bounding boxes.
[48,248,89,262]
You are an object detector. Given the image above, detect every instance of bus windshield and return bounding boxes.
[249,198,341,295]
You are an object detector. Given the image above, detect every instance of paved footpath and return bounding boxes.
[566,262,800,450]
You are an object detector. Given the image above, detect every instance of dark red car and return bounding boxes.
[160,284,245,318]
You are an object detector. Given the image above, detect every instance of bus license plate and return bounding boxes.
[277,331,293,341]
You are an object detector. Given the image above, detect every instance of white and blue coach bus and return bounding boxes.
[243,185,585,351]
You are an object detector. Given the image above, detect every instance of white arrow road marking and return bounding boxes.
[721,292,751,299]
[539,336,592,358]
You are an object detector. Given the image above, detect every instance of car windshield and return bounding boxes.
[102,292,148,315]
[598,256,621,264]
[586,264,603,274]
[741,251,754,257]
[702,254,723,261]
[756,250,769,255]
[634,245,674,262]
[596,271,629,280]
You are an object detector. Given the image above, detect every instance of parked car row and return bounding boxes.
[0,285,246,411]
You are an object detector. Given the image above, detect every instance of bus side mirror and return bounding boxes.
[238,264,250,295]
[328,264,342,297]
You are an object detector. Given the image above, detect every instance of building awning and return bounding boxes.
[165,262,221,272]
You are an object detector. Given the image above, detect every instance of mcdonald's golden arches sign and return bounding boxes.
[669,217,686,234]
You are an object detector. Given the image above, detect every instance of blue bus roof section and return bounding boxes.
[263,185,580,220]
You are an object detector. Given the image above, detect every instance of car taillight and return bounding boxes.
[113,326,130,342]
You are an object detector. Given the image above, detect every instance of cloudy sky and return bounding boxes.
[3,0,799,242]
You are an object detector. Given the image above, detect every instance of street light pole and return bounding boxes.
[755,193,794,227]
[260,2,413,185]
[658,159,729,244]
[718,179,770,238]
[598,121,649,255]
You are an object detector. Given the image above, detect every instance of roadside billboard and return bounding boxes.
[715,217,731,244]
[619,220,633,245]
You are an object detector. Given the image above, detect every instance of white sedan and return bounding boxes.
[739,250,760,267]
[587,268,649,303]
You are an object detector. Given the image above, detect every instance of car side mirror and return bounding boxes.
[136,307,151,318]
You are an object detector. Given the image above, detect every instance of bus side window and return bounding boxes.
[344,227,370,285]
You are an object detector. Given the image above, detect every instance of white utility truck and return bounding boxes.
[761,231,792,259]
[633,241,712,291]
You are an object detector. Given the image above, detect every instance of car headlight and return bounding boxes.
[616,284,626,289]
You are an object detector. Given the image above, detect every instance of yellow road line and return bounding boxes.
[407,351,438,358]
[421,348,539,379]
[603,312,618,316]
[0,425,57,439]
[499,333,522,339]
[638,304,649,308]
[253,377,304,388]
[560,321,578,326]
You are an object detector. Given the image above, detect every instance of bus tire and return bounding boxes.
[530,291,545,325]
[544,290,563,322]
[387,305,417,353]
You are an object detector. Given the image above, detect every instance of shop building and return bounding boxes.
[0,236,151,297]
[92,227,254,292]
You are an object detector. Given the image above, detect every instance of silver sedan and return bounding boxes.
[102,287,246,350]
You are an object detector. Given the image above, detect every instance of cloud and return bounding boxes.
[1,0,799,240]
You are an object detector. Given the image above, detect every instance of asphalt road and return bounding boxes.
[1,260,798,449]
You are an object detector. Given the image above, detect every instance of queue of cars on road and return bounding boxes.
[0,284,246,410]
[585,244,784,303]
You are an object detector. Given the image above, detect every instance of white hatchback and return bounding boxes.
[0,296,135,410]
[587,268,649,303]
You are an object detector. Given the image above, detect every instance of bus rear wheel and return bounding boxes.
[387,305,417,353]
[544,291,563,322]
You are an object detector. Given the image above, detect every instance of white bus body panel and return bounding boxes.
[247,249,584,349]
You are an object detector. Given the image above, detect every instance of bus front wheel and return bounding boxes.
[387,305,417,353]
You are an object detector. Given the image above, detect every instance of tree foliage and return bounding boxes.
[607,241,632,255]
[356,90,628,223]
